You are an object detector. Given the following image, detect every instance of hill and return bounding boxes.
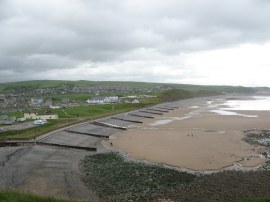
[0,80,267,94]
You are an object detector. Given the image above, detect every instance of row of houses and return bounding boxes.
[0,96,26,108]
[0,96,78,109]
[24,113,59,121]
[86,96,119,104]
[0,112,59,125]
[86,96,141,104]
[0,115,16,125]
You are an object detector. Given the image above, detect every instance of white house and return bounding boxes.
[86,96,119,104]
[24,113,58,120]
[49,105,61,109]
[86,97,105,104]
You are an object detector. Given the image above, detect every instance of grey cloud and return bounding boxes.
[148,0,270,52]
[0,0,270,82]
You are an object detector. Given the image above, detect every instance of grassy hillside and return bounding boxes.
[0,80,160,93]
[0,80,71,92]
[0,79,262,94]
[159,89,194,102]
[159,89,223,102]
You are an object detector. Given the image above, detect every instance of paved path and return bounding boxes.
[0,122,37,131]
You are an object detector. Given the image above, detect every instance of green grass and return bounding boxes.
[0,79,261,93]
[0,80,160,93]
[0,80,74,92]
[44,93,92,103]
[159,89,194,102]
[0,111,22,118]
[0,190,76,202]
[59,103,141,118]
[158,88,226,102]
[81,152,196,201]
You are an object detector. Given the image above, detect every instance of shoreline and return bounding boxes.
[101,141,266,175]
[104,95,270,172]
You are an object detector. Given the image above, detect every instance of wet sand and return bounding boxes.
[108,96,270,171]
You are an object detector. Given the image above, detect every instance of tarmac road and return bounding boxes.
[0,122,36,131]
[0,145,99,201]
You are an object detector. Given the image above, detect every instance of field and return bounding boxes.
[44,93,93,103]
[57,103,142,118]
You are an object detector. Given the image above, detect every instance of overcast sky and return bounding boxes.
[1,0,270,86]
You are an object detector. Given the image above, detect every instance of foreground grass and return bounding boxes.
[0,190,76,202]
[81,152,196,201]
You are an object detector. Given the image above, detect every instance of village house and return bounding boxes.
[3,97,17,108]
[0,115,16,125]
[62,98,71,104]
[124,99,140,104]
[0,97,6,108]
[42,98,53,107]
[86,96,119,104]
[15,97,26,106]
[24,112,58,120]
[28,98,43,108]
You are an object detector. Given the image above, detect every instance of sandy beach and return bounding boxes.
[106,96,270,171]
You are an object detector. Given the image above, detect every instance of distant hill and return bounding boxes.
[0,80,160,93]
[0,80,268,94]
